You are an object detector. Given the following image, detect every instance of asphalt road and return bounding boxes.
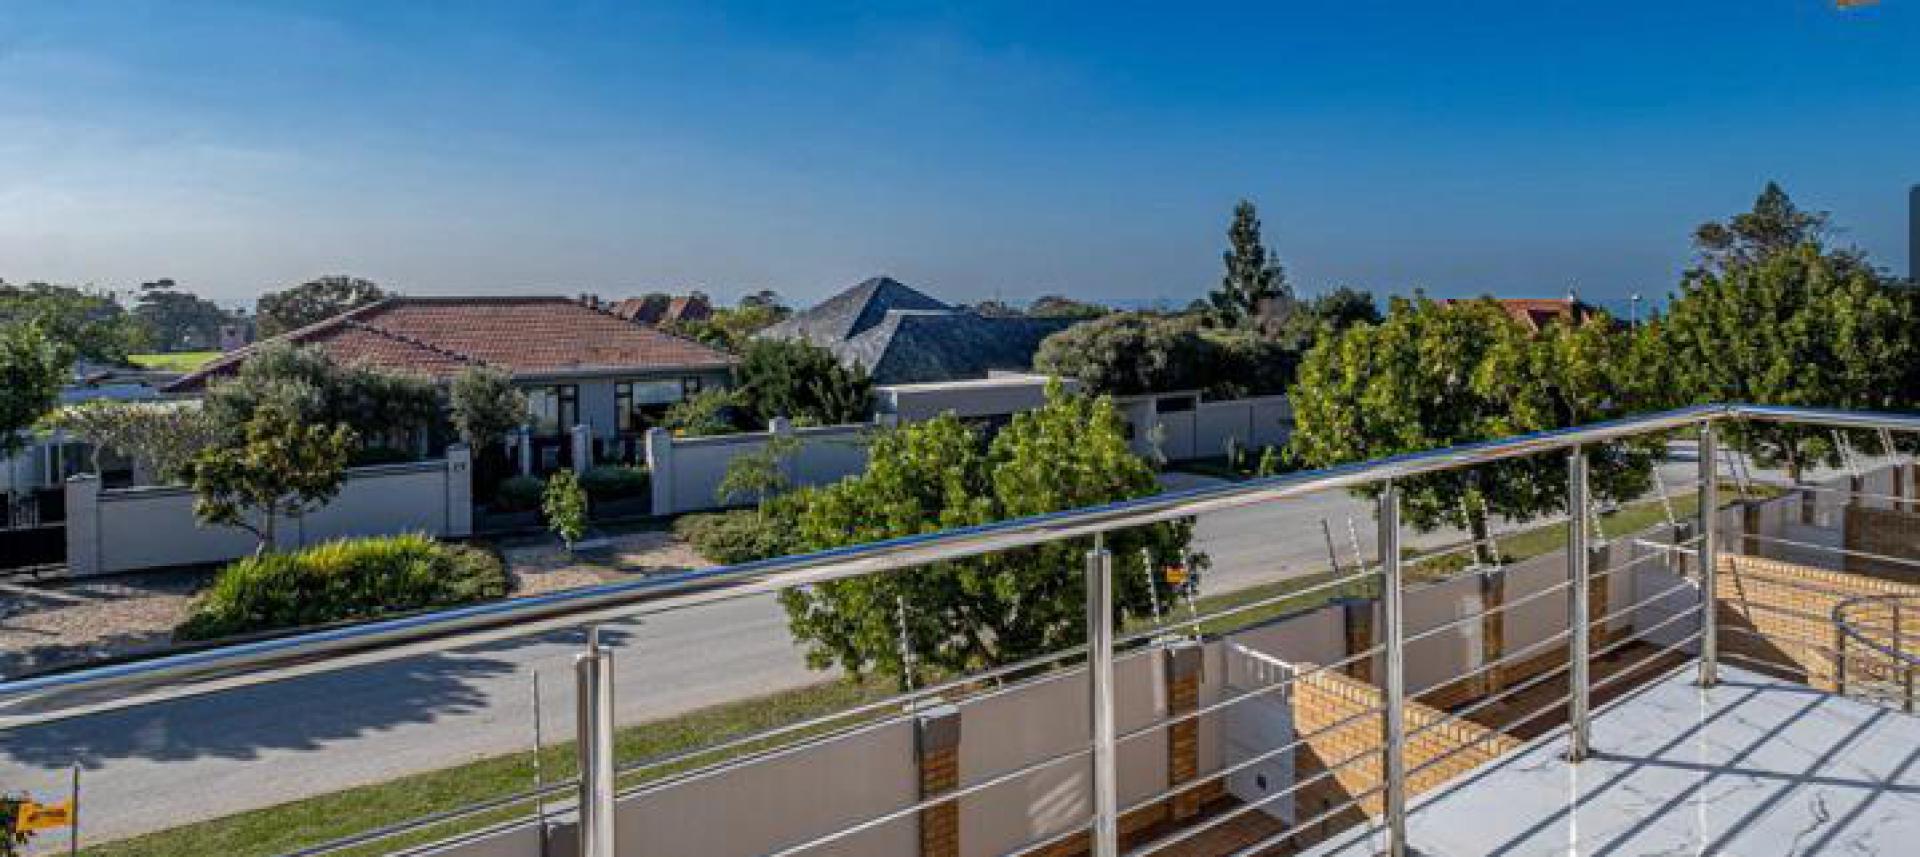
[0,459,1713,844]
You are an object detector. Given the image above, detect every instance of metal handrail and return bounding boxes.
[9,402,1920,857]
[0,402,1743,727]
[1833,593,1920,670]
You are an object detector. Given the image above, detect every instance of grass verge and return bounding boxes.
[127,351,220,372]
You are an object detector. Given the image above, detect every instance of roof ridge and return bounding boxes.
[164,298,399,390]
[341,318,492,370]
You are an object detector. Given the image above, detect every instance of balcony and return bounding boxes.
[3,403,1919,857]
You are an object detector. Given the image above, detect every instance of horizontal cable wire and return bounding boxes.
[1401,579,1574,647]
[1115,643,1384,748]
[1114,566,1384,649]
[758,740,1095,857]
[1218,783,1389,857]
[1740,534,1920,575]
[1128,725,1394,856]
[1116,703,1385,820]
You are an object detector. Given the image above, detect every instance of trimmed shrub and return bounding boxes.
[580,465,649,502]
[494,474,545,512]
[673,509,798,565]
[176,534,511,642]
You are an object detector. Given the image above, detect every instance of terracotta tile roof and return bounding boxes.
[166,296,736,392]
[1441,297,1600,332]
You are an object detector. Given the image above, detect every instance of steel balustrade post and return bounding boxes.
[574,628,617,857]
[1699,422,1720,688]
[1086,533,1118,857]
[1567,448,1592,762]
[1379,483,1408,857]
[1898,605,1913,713]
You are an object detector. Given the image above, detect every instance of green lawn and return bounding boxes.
[79,676,895,857]
[128,351,221,372]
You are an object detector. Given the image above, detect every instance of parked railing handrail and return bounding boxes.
[4,402,1915,730]
[1833,593,1920,669]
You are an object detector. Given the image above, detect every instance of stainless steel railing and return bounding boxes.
[11,402,1920,857]
[1834,593,1920,712]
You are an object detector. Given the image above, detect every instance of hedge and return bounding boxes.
[176,534,511,642]
[672,509,798,565]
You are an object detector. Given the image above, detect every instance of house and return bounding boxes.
[611,293,713,326]
[165,296,737,446]
[1444,296,1604,332]
[758,276,1081,384]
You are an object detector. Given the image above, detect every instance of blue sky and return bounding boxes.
[1,2,1914,309]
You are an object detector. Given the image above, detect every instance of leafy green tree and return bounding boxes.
[191,404,356,554]
[449,367,529,449]
[134,279,233,351]
[1027,294,1109,319]
[1290,297,1650,563]
[1033,312,1296,398]
[776,384,1194,688]
[202,343,439,450]
[1692,182,1849,274]
[1655,242,1913,480]
[734,338,872,427]
[661,389,741,436]
[256,275,387,336]
[1275,287,1383,348]
[0,325,70,455]
[0,281,147,363]
[666,301,791,352]
[1209,199,1294,328]
[44,400,221,483]
[543,469,589,550]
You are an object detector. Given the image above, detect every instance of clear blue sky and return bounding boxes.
[2,1,1914,309]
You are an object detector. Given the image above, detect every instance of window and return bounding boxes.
[528,384,578,436]
[616,379,684,432]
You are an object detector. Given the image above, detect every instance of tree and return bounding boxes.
[543,469,589,550]
[1289,297,1650,564]
[0,325,69,455]
[256,275,386,336]
[1692,182,1845,274]
[449,367,529,449]
[1655,242,1913,480]
[775,384,1195,688]
[666,300,792,352]
[661,389,741,436]
[1032,312,1297,398]
[191,404,356,554]
[0,281,147,364]
[43,400,221,483]
[134,279,233,351]
[1027,295,1109,319]
[1276,287,1382,348]
[734,338,872,427]
[1209,199,1294,328]
[716,433,799,505]
[202,343,440,451]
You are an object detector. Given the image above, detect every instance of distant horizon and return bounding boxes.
[4,3,1914,307]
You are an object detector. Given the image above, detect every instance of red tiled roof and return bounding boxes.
[166,296,736,391]
[1441,298,1599,332]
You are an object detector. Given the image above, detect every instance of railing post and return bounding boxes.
[1567,448,1591,762]
[1379,483,1408,857]
[1898,605,1913,713]
[575,627,616,857]
[1086,533,1118,857]
[1699,422,1720,688]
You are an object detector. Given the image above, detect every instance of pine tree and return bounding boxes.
[1210,199,1293,328]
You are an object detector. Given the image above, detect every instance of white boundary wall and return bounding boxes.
[64,446,473,576]
[1115,393,1293,463]
[645,418,878,516]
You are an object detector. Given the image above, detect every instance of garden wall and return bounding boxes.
[64,446,473,576]
[1114,393,1293,462]
[645,418,876,516]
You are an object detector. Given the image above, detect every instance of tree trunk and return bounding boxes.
[256,512,276,557]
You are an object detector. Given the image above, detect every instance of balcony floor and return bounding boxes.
[1301,664,1920,857]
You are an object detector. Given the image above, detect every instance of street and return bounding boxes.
[0,460,1712,844]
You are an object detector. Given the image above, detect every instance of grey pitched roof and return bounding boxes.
[759,276,951,346]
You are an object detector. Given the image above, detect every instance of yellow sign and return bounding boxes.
[15,799,73,832]
[1164,564,1189,585]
